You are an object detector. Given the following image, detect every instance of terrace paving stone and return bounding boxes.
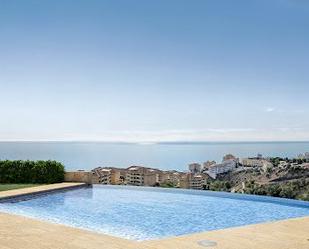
[145,216,309,249]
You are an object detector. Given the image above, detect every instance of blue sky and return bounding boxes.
[0,0,308,142]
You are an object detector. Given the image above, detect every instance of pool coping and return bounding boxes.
[0,182,87,202]
[0,183,308,249]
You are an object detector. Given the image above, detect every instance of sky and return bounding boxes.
[0,0,309,142]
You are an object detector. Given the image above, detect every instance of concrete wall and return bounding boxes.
[65,171,94,184]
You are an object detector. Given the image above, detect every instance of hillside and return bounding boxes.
[204,161,309,201]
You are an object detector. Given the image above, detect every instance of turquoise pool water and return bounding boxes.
[0,185,308,240]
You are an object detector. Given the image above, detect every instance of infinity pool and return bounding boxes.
[0,185,308,240]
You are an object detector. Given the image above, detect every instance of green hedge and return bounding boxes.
[0,160,65,184]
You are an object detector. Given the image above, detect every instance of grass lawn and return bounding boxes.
[0,184,42,192]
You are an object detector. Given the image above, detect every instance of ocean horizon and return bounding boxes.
[0,141,308,172]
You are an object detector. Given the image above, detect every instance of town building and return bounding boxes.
[223,154,237,161]
[178,173,207,190]
[179,173,190,189]
[159,171,183,187]
[240,154,273,172]
[241,158,265,167]
[202,160,216,171]
[125,166,160,186]
[189,173,207,189]
[188,163,202,174]
[92,167,121,184]
[206,159,236,179]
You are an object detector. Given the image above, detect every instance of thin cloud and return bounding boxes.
[265,107,305,114]
[266,107,276,112]
[206,128,256,133]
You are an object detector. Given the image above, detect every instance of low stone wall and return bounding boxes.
[65,171,94,184]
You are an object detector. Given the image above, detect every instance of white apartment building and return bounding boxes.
[207,159,236,179]
[202,160,216,171]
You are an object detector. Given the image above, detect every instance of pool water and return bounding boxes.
[0,185,308,240]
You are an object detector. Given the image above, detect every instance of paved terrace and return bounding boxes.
[146,216,309,249]
[0,183,308,249]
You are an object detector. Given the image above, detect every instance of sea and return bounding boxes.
[0,141,308,172]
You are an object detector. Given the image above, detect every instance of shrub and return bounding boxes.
[160,182,177,188]
[0,160,65,184]
[208,180,231,192]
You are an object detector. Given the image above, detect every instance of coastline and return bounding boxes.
[1,141,309,171]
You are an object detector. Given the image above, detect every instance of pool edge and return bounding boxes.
[0,182,87,202]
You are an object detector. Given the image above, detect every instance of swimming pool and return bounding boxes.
[0,185,308,241]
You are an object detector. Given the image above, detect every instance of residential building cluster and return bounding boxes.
[92,154,239,190]
[91,152,309,190]
[179,154,239,189]
[92,166,186,188]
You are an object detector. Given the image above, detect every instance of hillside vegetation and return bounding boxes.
[204,159,309,201]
